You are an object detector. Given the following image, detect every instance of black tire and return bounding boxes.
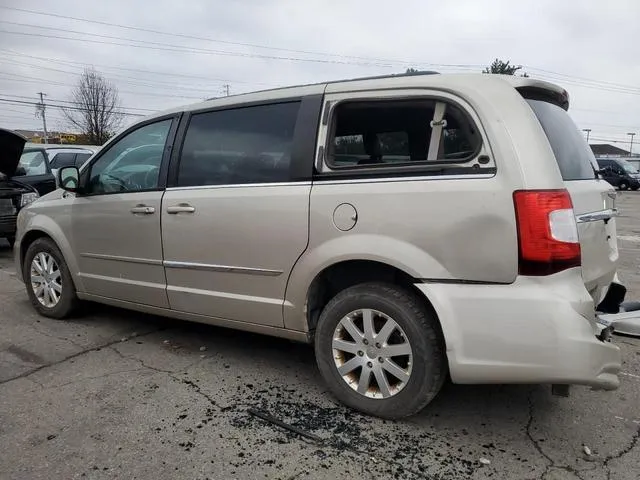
[23,237,78,319]
[314,282,446,419]
[619,182,629,191]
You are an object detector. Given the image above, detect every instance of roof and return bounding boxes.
[148,73,568,120]
[590,144,630,156]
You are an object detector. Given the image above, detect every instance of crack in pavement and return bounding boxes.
[603,424,640,480]
[0,327,166,386]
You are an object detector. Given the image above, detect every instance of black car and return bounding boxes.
[596,157,640,191]
[0,129,56,247]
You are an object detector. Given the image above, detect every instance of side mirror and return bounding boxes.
[58,166,81,193]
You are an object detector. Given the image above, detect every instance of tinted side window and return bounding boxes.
[75,153,92,167]
[50,152,77,169]
[87,119,172,194]
[328,99,481,168]
[526,99,597,181]
[177,102,300,187]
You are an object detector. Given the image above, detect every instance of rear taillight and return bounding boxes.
[513,189,581,276]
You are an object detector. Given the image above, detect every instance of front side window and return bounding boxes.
[177,102,300,187]
[328,99,481,169]
[86,119,172,194]
[17,151,48,176]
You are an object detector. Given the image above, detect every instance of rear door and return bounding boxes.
[527,99,617,302]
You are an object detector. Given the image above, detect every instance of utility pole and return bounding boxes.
[582,128,591,143]
[36,92,49,144]
[628,132,636,157]
[223,84,230,97]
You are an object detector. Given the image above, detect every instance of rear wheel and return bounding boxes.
[619,181,629,190]
[314,282,446,419]
[24,238,78,319]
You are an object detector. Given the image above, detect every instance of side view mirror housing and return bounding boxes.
[58,166,82,193]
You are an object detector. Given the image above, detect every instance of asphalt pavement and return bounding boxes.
[1,193,639,480]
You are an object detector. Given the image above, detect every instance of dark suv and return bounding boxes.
[0,130,55,247]
[596,157,640,190]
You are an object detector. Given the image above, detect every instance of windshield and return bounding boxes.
[619,160,639,174]
[17,151,48,176]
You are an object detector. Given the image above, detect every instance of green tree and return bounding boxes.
[483,58,529,76]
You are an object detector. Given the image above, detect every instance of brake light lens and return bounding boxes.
[513,189,581,276]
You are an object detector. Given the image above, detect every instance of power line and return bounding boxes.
[0,48,281,87]
[0,97,145,117]
[0,29,394,67]
[0,6,485,69]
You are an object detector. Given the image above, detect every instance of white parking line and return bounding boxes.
[615,416,640,425]
[617,235,640,243]
[620,372,640,380]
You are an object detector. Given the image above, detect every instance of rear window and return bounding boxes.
[526,99,597,181]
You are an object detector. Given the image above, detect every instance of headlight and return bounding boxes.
[20,192,39,207]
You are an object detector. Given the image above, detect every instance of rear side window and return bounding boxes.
[526,99,597,181]
[50,152,77,169]
[328,99,481,168]
[177,102,300,187]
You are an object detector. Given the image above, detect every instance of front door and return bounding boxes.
[70,117,177,307]
[161,101,311,327]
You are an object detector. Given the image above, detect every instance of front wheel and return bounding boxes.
[24,238,78,319]
[619,182,629,191]
[314,282,446,419]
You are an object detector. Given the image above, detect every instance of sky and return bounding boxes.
[0,0,639,152]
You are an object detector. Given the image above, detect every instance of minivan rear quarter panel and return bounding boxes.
[285,81,541,331]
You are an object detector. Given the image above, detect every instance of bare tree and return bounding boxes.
[62,68,123,145]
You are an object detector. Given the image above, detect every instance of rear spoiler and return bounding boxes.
[516,85,570,111]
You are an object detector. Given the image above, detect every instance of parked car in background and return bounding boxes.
[14,146,57,196]
[23,144,100,186]
[596,157,640,190]
[0,130,40,247]
[13,74,625,418]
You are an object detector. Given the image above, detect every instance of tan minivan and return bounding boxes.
[10,73,625,418]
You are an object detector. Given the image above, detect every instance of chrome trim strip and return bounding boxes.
[313,173,495,185]
[80,253,163,266]
[163,260,283,276]
[576,208,618,224]
[166,181,311,191]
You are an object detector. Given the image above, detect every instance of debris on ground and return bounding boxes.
[199,346,207,352]
[479,458,491,465]
[163,340,170,344]
[583,445,591,456]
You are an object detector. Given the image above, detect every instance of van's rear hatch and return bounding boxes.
[524,94,618,303]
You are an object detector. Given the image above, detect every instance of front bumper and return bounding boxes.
[0,214,17,237]
[415,269,621,391]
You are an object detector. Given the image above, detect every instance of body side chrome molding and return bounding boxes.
[163,260,283,276]
[80,253,163,266]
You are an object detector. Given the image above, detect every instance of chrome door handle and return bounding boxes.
[167,204,196,214]
[130,205,155,214]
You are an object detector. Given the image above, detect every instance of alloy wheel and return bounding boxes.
[30,252,62,308]
[332,308,413,399]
